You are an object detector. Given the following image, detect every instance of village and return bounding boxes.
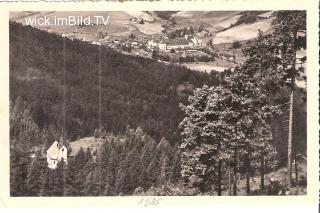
[9,11,309,198]
[13,11,306,75]
[57,21,241,73]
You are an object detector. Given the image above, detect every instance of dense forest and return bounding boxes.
[9,21,218,144]
[10,11,306,197]
[11,127,183,196]
[9,21,222,196]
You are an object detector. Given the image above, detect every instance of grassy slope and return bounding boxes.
[213,18,273,44]
[10,11,162,40]
[10,11,273,43]
[173,11,241,29]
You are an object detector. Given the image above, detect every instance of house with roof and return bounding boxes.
[159,38,194,51]
[46,140,67,169]
[166,38,194,50]
[159,40,167,51]
[191,36,205,47]
[147,39,158,49]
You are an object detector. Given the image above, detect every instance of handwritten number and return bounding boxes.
[137,197,162,206]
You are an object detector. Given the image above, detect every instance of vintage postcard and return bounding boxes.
[0,0,318,209]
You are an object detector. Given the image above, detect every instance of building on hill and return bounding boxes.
[166,38,193,50]
[147,39,158,49]
[46,140,67,169]
[159,38,194,51]
[158,40,167,51]
[191,36,205,47]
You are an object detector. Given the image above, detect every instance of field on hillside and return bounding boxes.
[69,137,105,157]
[125,11,155,22]
[257,11,274,18]
[10,11,274,44]
[214,14,241,28]
[10,11,163,40]
[132,22,163,35]
[182,61,236,73]
[172,11,274,47]
[213,19,273,44]
[173,11,241,29]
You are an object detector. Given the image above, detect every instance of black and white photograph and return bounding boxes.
[9,10,307,197]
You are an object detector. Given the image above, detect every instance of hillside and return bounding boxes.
[9,22,215,196]
[9,18,306,159]
[9,21,214,144]
[173,11,240,20]
[213,18,273,44]
[166,11,275,45]
[69,137,104,157]
[10,11,273,43]
[9,11,307,197]
[10,11,162,40]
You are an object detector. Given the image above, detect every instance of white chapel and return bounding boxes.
[46,140,67,169]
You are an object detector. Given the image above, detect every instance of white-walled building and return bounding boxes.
[191,37,205,47]
[165,38,193,50]
[147,39,158,49]
[157,38,194,51]
[46,140,67,169]
[159,41,167,51]
[148,35,200,51]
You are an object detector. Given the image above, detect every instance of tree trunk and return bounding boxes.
[98,45,102,129]
[295,156,299,185]
[287,31,297,188]
[217,159,222,196]
[228,161,232,196]
[62,35,66,144]
[246,152,251,195]
[233,150,237,196]
[287,90,293,187]
[260,156,265,193]
[246,171,250,195]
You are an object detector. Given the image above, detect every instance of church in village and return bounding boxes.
[46,140,68,169]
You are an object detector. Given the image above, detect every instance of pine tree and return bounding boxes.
[250,125,278,193]
[52,161,65,196]
[103,147,117,195]
[272,11,306,187]
[179,85,237,194]
[10,146,30,196]
[63,159,78,196]
[180,63,280,195]
[26,151,45,196]
[242,11,306,186]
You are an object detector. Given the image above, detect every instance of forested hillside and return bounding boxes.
[9,12,306,196]
[12,128,182,196]
[9,22,220,196]
[9,22,217,145]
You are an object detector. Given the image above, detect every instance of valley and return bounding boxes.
[9,11,307,197]
[10,11,282,76]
